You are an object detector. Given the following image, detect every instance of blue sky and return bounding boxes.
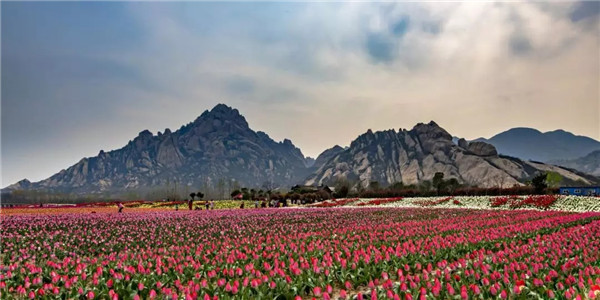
[2,1,599,186]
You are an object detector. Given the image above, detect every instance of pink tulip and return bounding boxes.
[313,286,322,296]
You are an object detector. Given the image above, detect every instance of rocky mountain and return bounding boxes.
[304,145,345,176]
[313,146,345,170]
[305,122,598,188]
[6,104,311,195]
[6,107,599,197]
[474,128,600,162]
[304,157,316,168]
[549,150,600,176]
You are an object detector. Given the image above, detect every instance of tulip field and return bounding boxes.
[2,206,600,299]
[312,195,600,212]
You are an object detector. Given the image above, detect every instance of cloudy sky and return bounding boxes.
[1,1,599,186]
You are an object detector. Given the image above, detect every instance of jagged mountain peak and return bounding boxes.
[6,104,310,195]
[411,120,452,141]
[197,104,246,122]
[136,129,153,138]
[190,104,251,135]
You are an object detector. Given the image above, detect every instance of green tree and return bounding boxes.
[334,177,351,198]
[531,173,548,194]
[355,181,365,194]
[230,190,241,198]
[335,185,349,198]
[545,171,562,188]
[241,188,250,200]
[389,181,404,191]
[420,180,432,193]
[217,178,225,200]
[445,178,460,194]
[369,181,380,191]
[189,192,196,201]
[432,172,445,195]
[196,192,204,200]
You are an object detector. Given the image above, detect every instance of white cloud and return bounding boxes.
[2,2,598,185]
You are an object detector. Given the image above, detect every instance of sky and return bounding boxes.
[1,1,599,187]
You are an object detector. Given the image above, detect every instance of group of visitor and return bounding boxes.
[251,198,287,208]
[188,199,215,211]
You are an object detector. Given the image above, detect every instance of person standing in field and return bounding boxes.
[188,198,193,211]
[117,202,124,213]
[210,200,215,210]
[205,200,210,210]
[254,199,259,209]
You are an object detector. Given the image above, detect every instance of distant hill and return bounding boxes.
[474,128,600,162]
[549,150,600,176]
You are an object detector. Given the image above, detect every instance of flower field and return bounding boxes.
[0,200,288,216]
[2,207,600,299]
[314,195,600,212]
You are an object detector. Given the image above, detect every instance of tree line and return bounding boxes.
[0,171,576,205]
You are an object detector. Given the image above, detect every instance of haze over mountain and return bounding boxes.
[549,150,600,177]
[5,105,598,196]
[474,128,600,162]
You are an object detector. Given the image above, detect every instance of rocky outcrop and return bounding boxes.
[305,122,597,188]
[467,141,498,156]
[457,138,469,149]
[312,145,345,170]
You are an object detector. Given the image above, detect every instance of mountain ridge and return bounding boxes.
[474,127,600,162]
[4,104,312,195]
[306,122,597,188]
[4,105,599,196]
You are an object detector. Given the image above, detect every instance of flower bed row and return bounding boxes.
[311,198,360,208]
[354,195,600,212]
[356,197,403,206]
[413,196,454,207]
